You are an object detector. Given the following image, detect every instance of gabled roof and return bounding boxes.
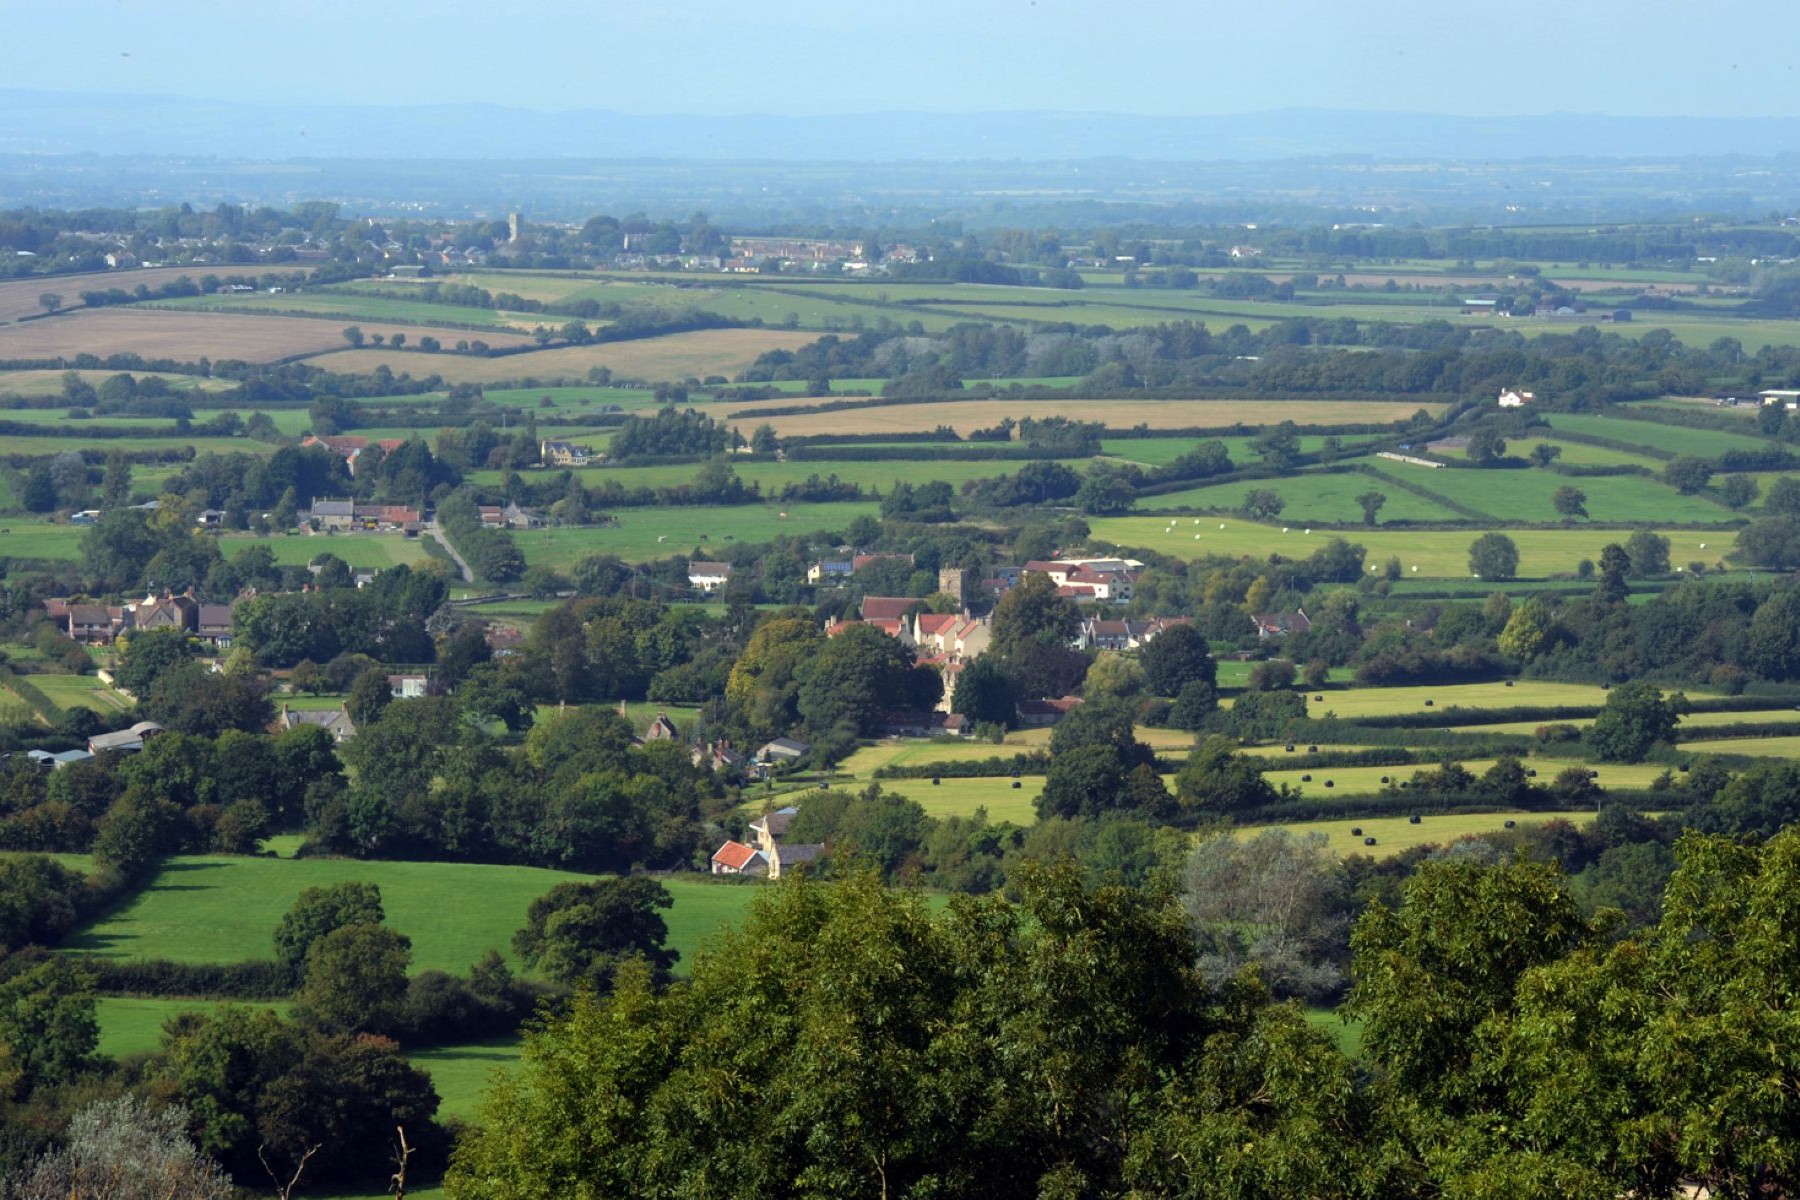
[711,840,766,871]
[689,561,733,577]
[860,596,916,622]
[915,613,959,637]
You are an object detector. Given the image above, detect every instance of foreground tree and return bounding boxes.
[511,876,678,989]
[7,1095,233,1200]
[448,867,1372,1200]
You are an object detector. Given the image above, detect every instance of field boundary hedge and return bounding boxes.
[79,958,298,999]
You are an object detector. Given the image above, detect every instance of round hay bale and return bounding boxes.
[1380,776,1391,784]
[1363,836,1377,846]
[1011,780,1022,789]
[1350,826,1362,836]
[1504,819,1517,829]
[1308,744,1319,753]
[1301,773,1313,782]
[1324,780,1334,788]
[932,777,941,786]
[1285,743,1295,752]
[1424,699,1434,707]
[1409,814,1421,825]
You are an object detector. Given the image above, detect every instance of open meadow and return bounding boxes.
[1089,516,1731,577]
[510,500,878,568]
[63,855,761,977]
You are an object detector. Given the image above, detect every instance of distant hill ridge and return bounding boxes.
[5,90,1800,161]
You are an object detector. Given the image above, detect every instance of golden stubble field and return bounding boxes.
[0,266,234,324]
[0,307,534,365]
[310,328,821,384]
[725,397,1446,437]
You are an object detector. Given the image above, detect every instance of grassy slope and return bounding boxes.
[64,856,759,976]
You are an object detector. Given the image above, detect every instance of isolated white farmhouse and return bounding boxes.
[1498,389,1534,408]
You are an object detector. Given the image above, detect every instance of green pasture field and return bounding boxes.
[0,850,92,872]
[0,369,233,397]
[0,523,88,562]
[63,856,761,977]
[1098,434,1386,467]
[1216,661,1354,689]
[562,455,1085,495]
[0,686,36,723]
[1499,437,1665,470]
[1376,466,1731,523]
[153,290,520,329]
[1304,679,1616,720]
[0,410,203,430]
[0,433,261,457]
[1677,734,1800,758]
[510,500,878,568]
[1450,708,1800,736]
[1259,759,1669,797]
[410,1037,525,1122]
[1087,516,1729,578]
[370,270,601,304]
[94,997,512,1126]
[26,674,132,713]
[1236,809,1608,859]
[219,532,435,570]
[1304,1007,1364,1058]
[1543,412,1775,457]
[879,775,1044,825]
[481,384,660,410]
[1144,472,1464,523]
[96,997,287,1059]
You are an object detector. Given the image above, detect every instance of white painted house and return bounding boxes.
[1498,389,1535,408]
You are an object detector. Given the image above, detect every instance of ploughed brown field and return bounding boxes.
[0,307,533,364]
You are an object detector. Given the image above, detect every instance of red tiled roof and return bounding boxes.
[711,841,763,870]
[860,597,916,622]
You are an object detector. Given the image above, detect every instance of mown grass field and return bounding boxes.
[63,856,761,977]
[1145,472,1464,523]
[25,673,132,713]
[1379,465,1731,523]
[1543,412,1775,457]
[510,500,878,568]
[1505,437,1664,470]
[1089,516,1728,578]
[309,328,821,385]
[1677,734,1800,758]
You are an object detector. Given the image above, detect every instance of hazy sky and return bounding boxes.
[9,0,1799,117]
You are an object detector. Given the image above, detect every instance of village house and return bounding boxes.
[1076,616,1192,652]
[644,712,681,741]
[1253,609,1313,640]
[710,840,768,877]
[387,674,428,699]
[539,439,590,467]
[1497,389,1535,408]
[277,704,356,742]
[688,561,734,593]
